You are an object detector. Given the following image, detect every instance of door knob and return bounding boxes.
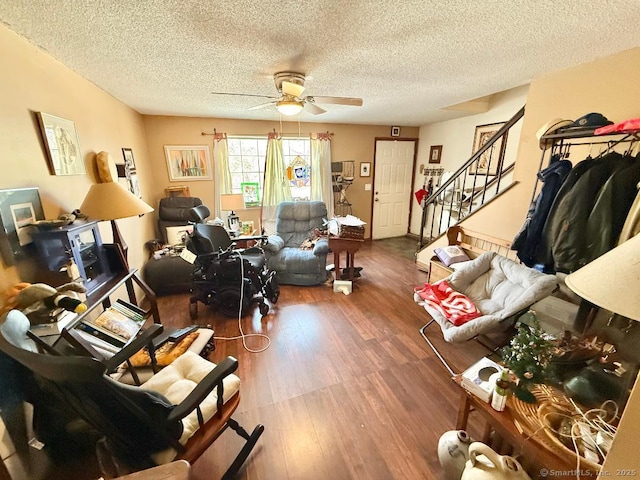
[375,198,379,202]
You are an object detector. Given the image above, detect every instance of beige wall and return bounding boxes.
[142,116,418,238]
[0,25,155,307]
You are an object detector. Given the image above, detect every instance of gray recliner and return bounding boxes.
[263,201,329,285]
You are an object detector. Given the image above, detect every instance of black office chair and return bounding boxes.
[0,314,264,479]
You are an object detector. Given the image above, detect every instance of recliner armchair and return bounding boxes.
[263,201,330,285]
[157,196,203,244]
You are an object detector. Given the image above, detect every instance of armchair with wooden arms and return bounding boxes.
[0,313,263,479]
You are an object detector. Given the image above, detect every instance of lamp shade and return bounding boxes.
[220,193,245,212]
[565,234,640,321]
[80,181,154,221]
[276,100,303,116]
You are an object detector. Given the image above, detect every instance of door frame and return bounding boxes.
[369,137,420,239]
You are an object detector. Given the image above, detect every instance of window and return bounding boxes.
[228,136,311,203]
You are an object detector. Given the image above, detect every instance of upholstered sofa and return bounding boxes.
[263,201,329,285]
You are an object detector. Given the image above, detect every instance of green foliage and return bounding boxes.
[500,311,555,390]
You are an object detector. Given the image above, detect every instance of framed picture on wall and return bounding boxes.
[0,188,45,266]
[360,162,371,177]
[122,148,136,171]
[429,145,442,164]
[36,112,85,176]
[470,122,507,176]
[164,145,213,181]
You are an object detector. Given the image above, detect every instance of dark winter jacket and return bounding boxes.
[512,158,572,266]
[548,152,625,273]
[585,153,640,262]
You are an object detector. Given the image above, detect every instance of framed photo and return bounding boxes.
[128,173,141,198]
[36,112,85,175]
[360,162,371,177]
[165,186,190,197]
[429,145,443,164]
[164,145,213,181]
[0,188,45,266]
[122,148,136,172]
[391,126,401,137]
[470,122,507,176]
[241,182,260,207]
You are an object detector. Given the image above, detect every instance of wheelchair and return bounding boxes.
[185,207,279,319]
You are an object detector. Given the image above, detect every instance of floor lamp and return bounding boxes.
[80,181,154,270]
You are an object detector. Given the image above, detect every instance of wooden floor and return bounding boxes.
[4,237,489,480]
[156,237,488,480]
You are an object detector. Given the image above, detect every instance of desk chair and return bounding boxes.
[0,312,263,479]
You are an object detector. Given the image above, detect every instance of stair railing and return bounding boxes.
[418,105,525,249]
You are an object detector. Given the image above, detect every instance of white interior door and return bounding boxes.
[372,140,416,239]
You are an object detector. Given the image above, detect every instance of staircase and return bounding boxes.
[417,106,525,251]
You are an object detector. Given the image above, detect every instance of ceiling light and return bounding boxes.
[276,100,303,116]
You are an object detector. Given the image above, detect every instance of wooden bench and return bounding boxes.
[428,226,517,283]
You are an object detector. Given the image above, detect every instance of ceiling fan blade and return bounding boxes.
[211,92,278,100]
[247,101,277,111]
[304,102,326,115]
[282,81,305,98]
[309,96,363,106]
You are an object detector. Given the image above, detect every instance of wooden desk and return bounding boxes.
[453,375,596,479]
[329,236,364,281]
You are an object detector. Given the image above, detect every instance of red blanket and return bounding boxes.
[415,280,481,326]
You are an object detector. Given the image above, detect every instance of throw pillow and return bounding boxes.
[434,246,470,267]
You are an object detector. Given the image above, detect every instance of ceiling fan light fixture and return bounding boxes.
[276,100,303,116]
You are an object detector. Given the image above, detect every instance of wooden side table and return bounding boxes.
[452,375,596,479]
[328,236,364,281]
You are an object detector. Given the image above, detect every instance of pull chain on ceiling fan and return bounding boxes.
[212,71,363,116]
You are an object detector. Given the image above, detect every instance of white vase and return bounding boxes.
[461,442,531,480]
[438,430,473,480]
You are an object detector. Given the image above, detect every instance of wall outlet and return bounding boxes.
[364,183,372,191]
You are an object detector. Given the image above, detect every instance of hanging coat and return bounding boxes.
[512,158,572,267]
[549,152,625,273]
[585,154,640,262]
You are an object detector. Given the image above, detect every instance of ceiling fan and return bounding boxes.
[211,71,363,116]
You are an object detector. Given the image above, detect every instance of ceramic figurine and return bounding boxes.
[438,430,473,480]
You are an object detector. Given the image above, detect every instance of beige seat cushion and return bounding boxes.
[141,351,241,444]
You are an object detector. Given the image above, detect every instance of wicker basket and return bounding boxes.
[507,385,603,473]
[338,224,365,239]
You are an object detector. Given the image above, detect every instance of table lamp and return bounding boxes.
[80,181,154,270]
[565,233,640,322]
[220,193,244,231]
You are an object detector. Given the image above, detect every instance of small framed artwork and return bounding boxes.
[0,188,45,266]
[36,112,85,175]
[241,182,260,207]
[241,221,255,235]
[429,145,442,164]
[360,162,371,177]
[164,145,213,181]
[470,122,507,175]
[165,186,190,197]
[122,148,136,172]
[391,126,401,137]
[128,173,141,198]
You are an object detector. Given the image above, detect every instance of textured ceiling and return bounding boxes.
[2,1,640,126]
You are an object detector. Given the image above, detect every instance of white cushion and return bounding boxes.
[141,351,241,444]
